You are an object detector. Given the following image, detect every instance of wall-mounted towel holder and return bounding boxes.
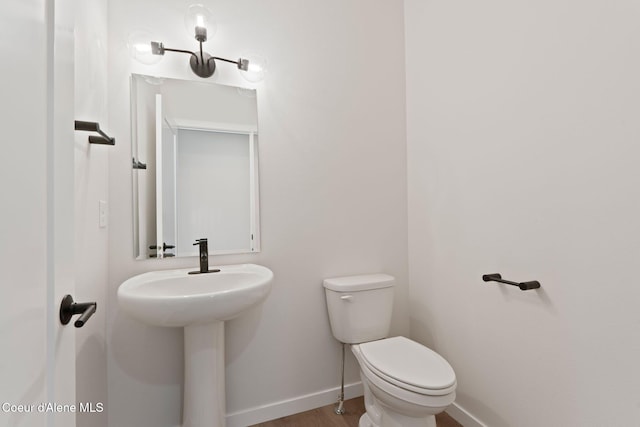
[132,157,147,169]
[482,273,541,291]
[75,120,115,145]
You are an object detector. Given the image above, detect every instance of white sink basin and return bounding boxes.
[117,263,273,327]
[117,263,273,427]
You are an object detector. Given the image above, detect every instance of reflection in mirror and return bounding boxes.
[131,74,260,260]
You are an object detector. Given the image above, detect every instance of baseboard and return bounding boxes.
[447,401,488,427]
[225,383,487,427]
[226,382,364,427]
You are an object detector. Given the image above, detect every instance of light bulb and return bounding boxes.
[135,43,151,53]
[184,4,216,40]
[248,63,263,73]
[239,53,267,83]
[196,14,205,29]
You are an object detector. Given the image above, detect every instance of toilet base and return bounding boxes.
[359,413,376,427]
[380,408,437,427]
[360,411,437,427]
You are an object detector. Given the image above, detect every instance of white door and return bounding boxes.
[0,1,76,427]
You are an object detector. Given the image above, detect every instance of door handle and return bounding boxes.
[59,295,97,328]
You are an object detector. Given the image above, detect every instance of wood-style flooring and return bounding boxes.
[250,397,463,427]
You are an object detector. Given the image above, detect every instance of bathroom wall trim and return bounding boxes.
[225,382,364,427]
[447,402,488,427]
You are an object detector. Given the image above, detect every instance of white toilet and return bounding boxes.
[323,274,457,427]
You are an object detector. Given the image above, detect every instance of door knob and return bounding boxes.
[59,295,97,328]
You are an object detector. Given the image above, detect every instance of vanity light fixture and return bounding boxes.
[150,4,252,79]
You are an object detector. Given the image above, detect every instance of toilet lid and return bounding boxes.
[359,336,456,392]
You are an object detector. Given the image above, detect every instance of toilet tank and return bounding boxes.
[323,274,395,344]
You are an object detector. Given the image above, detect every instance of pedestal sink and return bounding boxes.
[117,263,273,427]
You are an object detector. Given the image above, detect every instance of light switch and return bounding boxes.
[99,200,107,228]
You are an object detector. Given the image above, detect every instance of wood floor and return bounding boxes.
[250,397,463,427]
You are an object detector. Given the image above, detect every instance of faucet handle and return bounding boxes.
[193,238,208,246]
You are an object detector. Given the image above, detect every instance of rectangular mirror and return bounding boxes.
[131,74,260,259]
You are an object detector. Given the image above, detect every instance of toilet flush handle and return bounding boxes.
[340,295,353,301]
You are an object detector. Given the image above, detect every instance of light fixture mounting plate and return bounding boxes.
[190,52,216,78]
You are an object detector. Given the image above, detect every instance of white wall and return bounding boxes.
[74,0,109,426]
[405,1,640,426]
[107,1,408,426]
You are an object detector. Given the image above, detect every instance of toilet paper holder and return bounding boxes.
[482,273,541,291]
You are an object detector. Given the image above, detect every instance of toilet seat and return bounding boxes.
[358,336,456,396]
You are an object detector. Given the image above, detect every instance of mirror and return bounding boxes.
[131,74,260,259]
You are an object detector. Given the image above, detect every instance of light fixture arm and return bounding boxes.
[163,47,198,60]
[152,41,197,60]
[150,38,250,78]
[163,47,196,56]
[208,56,248,70]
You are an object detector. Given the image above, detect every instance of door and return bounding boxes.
[0,1,76,427]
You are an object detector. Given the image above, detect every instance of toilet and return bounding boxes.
[323,274,456,427]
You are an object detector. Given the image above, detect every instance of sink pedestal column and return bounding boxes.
[184,321,225,427]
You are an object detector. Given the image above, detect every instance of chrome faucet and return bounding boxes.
[189,238,220,275]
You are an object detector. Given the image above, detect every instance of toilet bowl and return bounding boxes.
[353,338,456,427]
[323,274,457,427]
